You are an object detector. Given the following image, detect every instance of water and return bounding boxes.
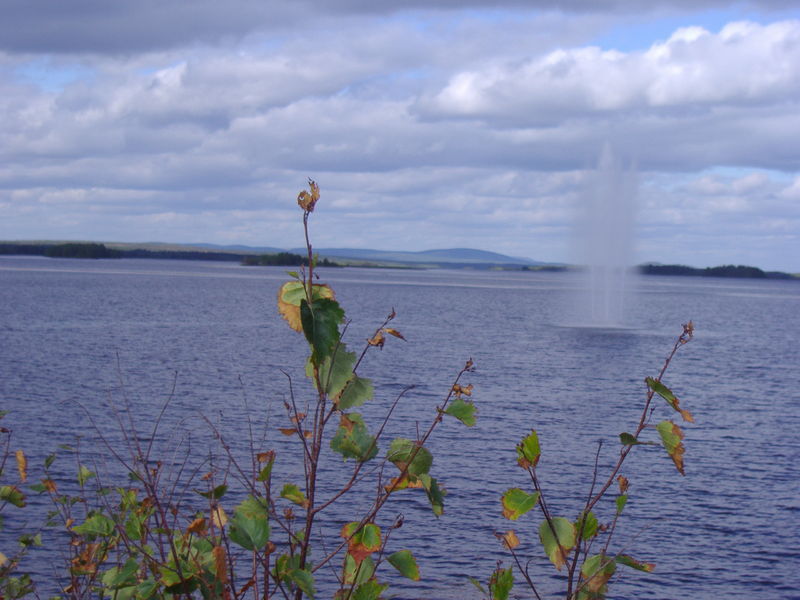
[1,257,799,599]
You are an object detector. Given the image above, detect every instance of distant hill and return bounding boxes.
[288,247,544,268]
[0,241,543,269]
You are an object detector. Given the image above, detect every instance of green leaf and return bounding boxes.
[73,513,115,538]
[353,579,388,600]
[657,420,686,475]
[288,568,315,599]
[619,432,657,446]
[468,576,487,595]
[647,377,693,422]
[619,432,639,445]
[228,496,270,551]
[44,454,56,469]
[501,488,539,521]
[136,578,159,600]
[77,464,95,486]
[307,349,356,399]
[257,452,275,482]
[101,558,139,588]
[125,513,146,541]
[196,484,228,500]
[576,511,598,540]
[489,566,513,600]
[0,485,26,507]
[616,554,656,572]
[331,413,378,462]
[444,397,477,427]
[300,297,345,363]
[539,517,576,571]
[419,474,445,517]
[280,484,308,508]
[615,495,628,515]
[18,533,41,547]
[516,430,540,468]
[338,375,374,410]
[387,438,432,476]
[388,549,420,581]
[580,554,616,594]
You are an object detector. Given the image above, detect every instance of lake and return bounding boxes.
[1,256,798,599]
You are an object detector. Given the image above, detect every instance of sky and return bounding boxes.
[1,1,799,271]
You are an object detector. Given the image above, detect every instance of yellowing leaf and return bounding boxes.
[15,450,27,482]
[383,474,423,493]
[647,377,694,422]
[657,420,686,475]
[581,554,616,594]
[383,328,406,341]
[516,430,541,469]
[539,517,576,571]
[341,522,382,564]
[501,488,539,521]
[211,506,228,529]
[280,483,310,508]
[616,554,656,573]
[497,530,520,550]
[277,282,335,332]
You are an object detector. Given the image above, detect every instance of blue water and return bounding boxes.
[1,257,799,599]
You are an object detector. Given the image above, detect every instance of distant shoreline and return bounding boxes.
[0,241,796,280]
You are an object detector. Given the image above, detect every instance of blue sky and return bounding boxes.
[1,0,799,271]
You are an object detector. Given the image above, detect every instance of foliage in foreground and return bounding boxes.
[0,181,696,600]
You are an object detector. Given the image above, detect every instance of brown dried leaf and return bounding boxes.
[43,479,57,493]
[213,545,229,584]
[452,383,473,397]
[278,427,296,436]
[617,475,629,493]
[384,328,406,340]
[187,517,207,535]
[368,331,385,348]
[257,450,275,463]
[297,179,320,212]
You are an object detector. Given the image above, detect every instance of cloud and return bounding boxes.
[1,1,789,54]
[419,20,800,122]
[0,4,798,271]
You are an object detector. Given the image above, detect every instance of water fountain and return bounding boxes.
[575,144,637,328]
